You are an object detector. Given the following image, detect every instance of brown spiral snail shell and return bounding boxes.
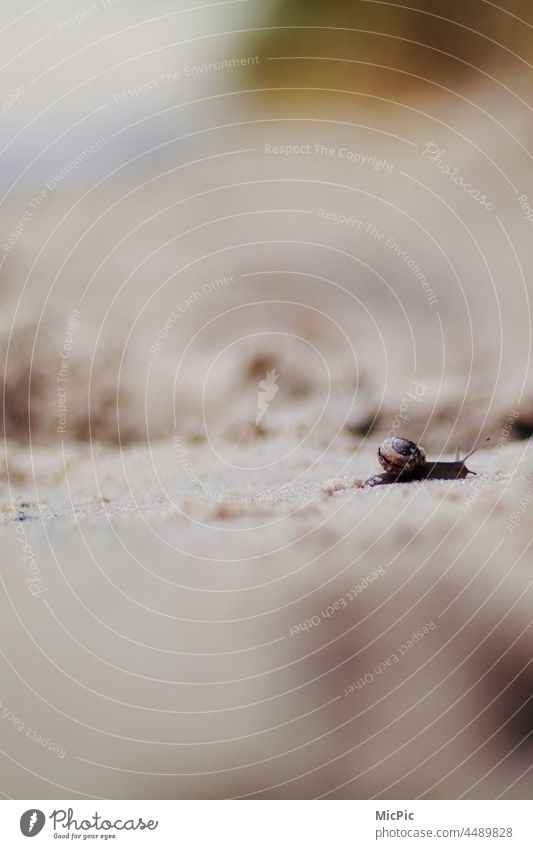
[377,437,426,474]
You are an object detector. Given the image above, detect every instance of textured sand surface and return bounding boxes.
[1,436,532,799]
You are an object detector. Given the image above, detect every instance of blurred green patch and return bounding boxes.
[249,0,533,102]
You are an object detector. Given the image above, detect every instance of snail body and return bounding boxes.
[365,436,487,487]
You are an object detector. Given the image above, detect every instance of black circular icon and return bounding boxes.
[20,810,46,837]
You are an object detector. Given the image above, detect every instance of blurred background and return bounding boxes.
[0,0,533,801]
[1,0,533,452]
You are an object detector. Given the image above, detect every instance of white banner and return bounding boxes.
[0,800,530,847]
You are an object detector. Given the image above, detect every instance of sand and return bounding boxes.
[0,431,532,799]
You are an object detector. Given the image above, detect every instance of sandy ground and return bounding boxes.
[0,434,532,799]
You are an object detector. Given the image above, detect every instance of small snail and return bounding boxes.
[364,436,489,487]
